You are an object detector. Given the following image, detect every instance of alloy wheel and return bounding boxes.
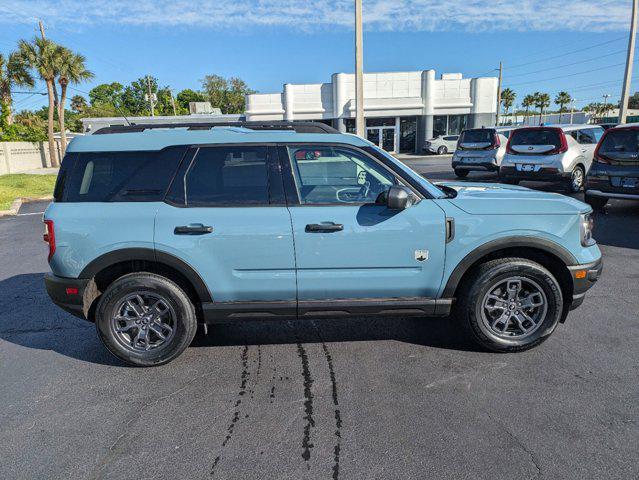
[480,277,548,340]
[110,292,176,352]
[571,167,584,192]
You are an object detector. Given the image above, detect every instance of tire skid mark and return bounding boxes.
[320,340,342,480]
[210,345,251,477]
[269,353,277,403]
[297,342,315,467]
[250,345,262,399]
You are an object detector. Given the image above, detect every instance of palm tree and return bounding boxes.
[56,48,93,153]
[554,91,572,123]
[522,94,535,125]
[18,37,60,166]
[0,51,34,125]
[535,92,551,125]
[500,88,516,124]
[70,94,87,113]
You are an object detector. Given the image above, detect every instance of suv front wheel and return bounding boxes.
[95,273,198,367]
[456,258,563,352]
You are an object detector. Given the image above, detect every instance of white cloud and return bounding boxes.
[0,0,632,33]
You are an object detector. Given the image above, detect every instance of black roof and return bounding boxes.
[92,121,339,135]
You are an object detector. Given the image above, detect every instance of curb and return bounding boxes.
[0,196,53,218]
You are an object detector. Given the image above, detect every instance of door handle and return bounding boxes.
[305,222,344,233]
[174,224,213,235]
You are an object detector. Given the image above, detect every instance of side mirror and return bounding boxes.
[386,186,414,210]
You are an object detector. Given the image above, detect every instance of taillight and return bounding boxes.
[492,134,501,149]
[592,130,610,164]
[43,220,55,261]
[546,131,569,155]
[506,135,516,154]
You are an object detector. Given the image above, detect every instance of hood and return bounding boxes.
[438,182,590,215]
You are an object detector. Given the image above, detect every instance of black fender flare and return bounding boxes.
[442,236,577,298]
[79,248,212,302]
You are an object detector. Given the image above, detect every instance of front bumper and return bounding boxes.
[44,273,92,320]
[500,166,570,181]
[568,258,603,310]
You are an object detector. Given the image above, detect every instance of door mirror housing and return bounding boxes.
[386,186,414,210]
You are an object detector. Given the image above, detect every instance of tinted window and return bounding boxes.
[599,129,639,158]
[459,129,495,143]
[63,147,185,202]
[185,146,269,206]
[510,128,563,149]
[443,136,459,141]
[288,146,395,205]
[574,129,601,145]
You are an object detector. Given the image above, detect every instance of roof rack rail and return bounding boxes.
[92,121,339,135]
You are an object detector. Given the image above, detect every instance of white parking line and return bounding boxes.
[17,212,45,216]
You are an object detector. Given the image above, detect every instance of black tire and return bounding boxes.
[454,168,469,178]
[95,272,198,367]
[567,165,585,193]
[455,257,563,352]
[437,146,448,155]
[501,178,520,185]
[584,193,608,210]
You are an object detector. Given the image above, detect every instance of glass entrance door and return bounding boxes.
[366,126,396,153]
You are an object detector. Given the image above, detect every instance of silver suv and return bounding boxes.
[500,125,604,192]
[452,127,516,178]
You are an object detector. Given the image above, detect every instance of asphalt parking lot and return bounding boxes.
[1,156,638,480]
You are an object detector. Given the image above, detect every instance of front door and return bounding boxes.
[366,127,397,153]
[280,144,446,301]
[154,145,296,304]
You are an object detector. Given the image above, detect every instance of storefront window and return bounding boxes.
[433,114,469,138]
[399,117,417,153]
[433,116,447,138]
[344,119,356,134]
[366,117,396,127]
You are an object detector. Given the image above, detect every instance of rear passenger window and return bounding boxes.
[63,147,186,202]
[184,146,269,206]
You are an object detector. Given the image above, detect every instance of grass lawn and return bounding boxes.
[0,174,58,210]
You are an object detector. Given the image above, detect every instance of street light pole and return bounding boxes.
[496,61,503,126]
[355,0,365,137]
[620,0,638,124]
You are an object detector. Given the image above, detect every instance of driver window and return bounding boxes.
[287,146,396,205]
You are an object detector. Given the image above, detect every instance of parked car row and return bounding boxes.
[441,123,639,207]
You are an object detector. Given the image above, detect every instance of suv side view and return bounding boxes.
[500,125,604,192]
[44,125,602,366]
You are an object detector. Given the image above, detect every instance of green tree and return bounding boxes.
[500,88,516,123]
[554,91,572,123]
[628,92,639,109]
[89,82,124,109]
[176,88,205,112]
[0,51,35,125]
[201,75,255,114]
[18,37,61,166]
[56,47,93,153]
[534,92,550,124]
[522,94,535,125]
[121,76,156,115]
[70,94,87,113]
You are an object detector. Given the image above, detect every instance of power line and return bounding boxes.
[504,49,628,79]
[503,61,628,87]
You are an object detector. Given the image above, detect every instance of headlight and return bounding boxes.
[580,212,595,246]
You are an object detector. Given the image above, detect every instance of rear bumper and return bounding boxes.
[586,189,639,201]
[568,258,603,310]
[452,160,499,172]
[44,273,91,320]
[499,166,569,181]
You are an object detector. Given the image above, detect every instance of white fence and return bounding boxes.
[0,141,60,175]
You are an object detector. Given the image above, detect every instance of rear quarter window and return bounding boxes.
[61,146,186,202]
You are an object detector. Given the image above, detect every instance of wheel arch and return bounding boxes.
[79,248,212,320]
[443,237,576,307]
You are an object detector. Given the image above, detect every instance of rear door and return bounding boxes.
[571,127,604,169]
[280,143,446,302]
[154,144,296,307]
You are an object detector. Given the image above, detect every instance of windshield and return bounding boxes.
[510,128,563,149]
[362,145,447,199]
[459,129,495,143]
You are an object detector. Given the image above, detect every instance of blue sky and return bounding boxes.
[0,0,635,112]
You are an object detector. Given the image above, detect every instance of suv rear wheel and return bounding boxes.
[567,165,585,193]
[437,145,448,155]
[95,273,198,367]
[456,258,563,352]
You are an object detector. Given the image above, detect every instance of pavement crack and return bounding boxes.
[297,342,315,467]
[486,413,542,479]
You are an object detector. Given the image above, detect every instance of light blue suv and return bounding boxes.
[43,123,602,366]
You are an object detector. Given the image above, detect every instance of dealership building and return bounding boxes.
[245,69,498,153]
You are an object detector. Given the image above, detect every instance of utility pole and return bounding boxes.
[38,19,46,39]
[495,61,503,126]
[603,94,611,118]
[620,0,638,124]
[145,76,155,117]
[569,99,576,124]
[354,0,365,137]
[170,91,177,116]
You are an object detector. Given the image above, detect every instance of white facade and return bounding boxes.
[245,70,498,152]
